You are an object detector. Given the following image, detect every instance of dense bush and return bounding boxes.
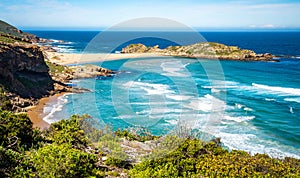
[45,114,90,149]
[0,110,43,151]
[0,146,34,177]
[130,138,300,177]
[31,143,97,178]
[1,109,300,177]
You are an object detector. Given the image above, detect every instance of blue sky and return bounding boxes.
[1,0,300,30]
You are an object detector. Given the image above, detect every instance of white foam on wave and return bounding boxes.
[43,94,71,123]
[265,98,276,101]
[216,132,300,159]
[201,80,240,93]
[57,45,71,48]
[252,83,300,96]
[213,80,240,86]
[211,88,221,93]
[135,107,190,117]
[50,39,61,43]
[235,103,254,112]
[52,47,76,53]
[284,97,300,103]
[289,107,294,114]
[123,81,174,95]
[160,61,190,77]
[166,94,192,101]
[130,101,176,105]
[165,119,178,125]
[224,115,255,123]
[202,85,239,89]
[184,94,226,112]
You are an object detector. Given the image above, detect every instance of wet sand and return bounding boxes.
[26,93,66,130]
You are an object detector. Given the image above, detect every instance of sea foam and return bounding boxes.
[252,83,300,96]
[184,94,226,112]
[43,94,71,123]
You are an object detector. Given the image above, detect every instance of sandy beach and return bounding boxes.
[44,51,160,65]
[26,93,67,130]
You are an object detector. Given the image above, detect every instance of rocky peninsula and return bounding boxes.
[122,42,278,62]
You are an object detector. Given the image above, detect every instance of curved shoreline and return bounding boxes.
[26,92,67,130]
[26,52,143,129]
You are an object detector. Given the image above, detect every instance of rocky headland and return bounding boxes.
[122,42,278,62]
[0,20,113,113]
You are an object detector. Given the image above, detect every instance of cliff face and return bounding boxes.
[0,42,53,98]
[121,42,276,61]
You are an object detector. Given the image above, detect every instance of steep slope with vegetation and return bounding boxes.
[0,111,299,177]
[0,20,46,43]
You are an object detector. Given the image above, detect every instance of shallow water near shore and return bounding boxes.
[29,31,300,158]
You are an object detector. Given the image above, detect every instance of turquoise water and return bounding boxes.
[30,31,300,158]
[43,56,300,159]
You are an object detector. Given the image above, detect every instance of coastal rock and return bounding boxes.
[0,42,54,98]
[121,43,149,53]
[69,64,114,79]
[122,42,277,62]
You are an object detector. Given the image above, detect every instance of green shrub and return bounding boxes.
[0,146,31,177]
[130,138,300,177]
[0,110,43,151]
[31,143,97,178]
[46,114,90,149]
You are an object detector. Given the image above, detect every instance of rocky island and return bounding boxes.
[122,42,277,62]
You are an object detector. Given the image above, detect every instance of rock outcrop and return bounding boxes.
[69,65,114,79]
[121,42,278,62]
[0,42,54,98]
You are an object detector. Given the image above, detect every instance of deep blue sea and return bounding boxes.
[27,31,300,158]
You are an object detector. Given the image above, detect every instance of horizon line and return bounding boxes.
[21,26,300,32]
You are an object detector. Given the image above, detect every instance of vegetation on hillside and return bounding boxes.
[0,20,39,43]
[130,138,300,177]
[0,109,299,177]
[0,33,29,44]
[0,20,23,37]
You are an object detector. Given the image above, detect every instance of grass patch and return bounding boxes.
[45,61,65,74]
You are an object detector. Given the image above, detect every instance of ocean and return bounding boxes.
[27,30,300,158]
